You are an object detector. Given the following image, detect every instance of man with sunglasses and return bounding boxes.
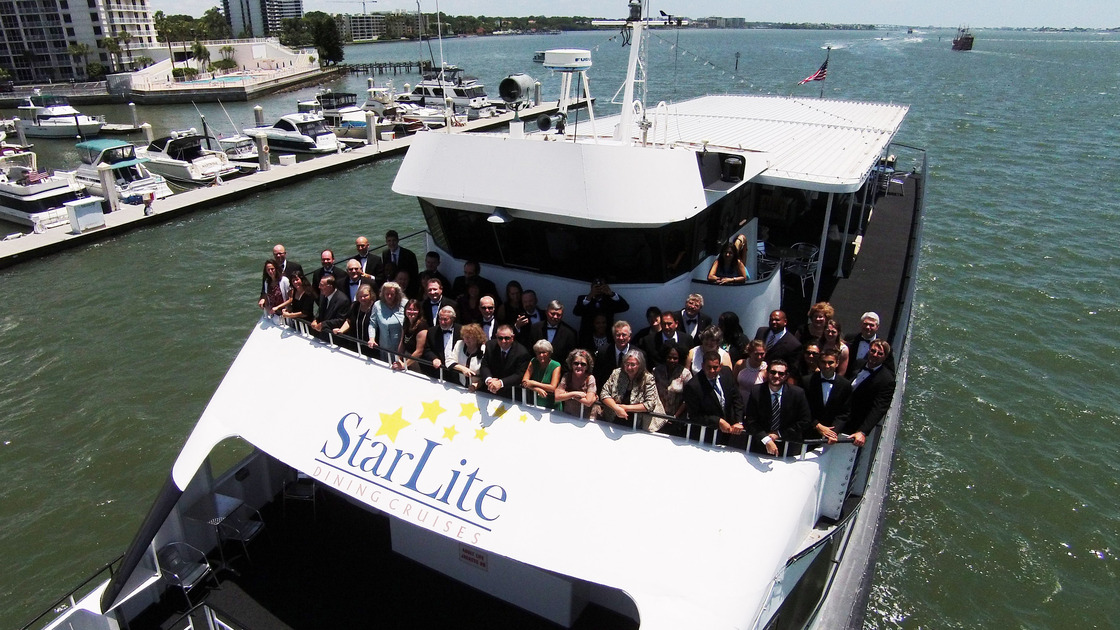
[742,359,810,456]
[479,324,532,399]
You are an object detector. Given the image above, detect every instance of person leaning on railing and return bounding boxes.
[555,349,598,418]
[600,349,665,431]
[280,272,314,325]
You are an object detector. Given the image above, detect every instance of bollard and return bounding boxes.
[129,102,138,128]
[140,122,154,144]
[367,77,374,89]
[365,111,377,147]
[445,98,454,133]
[534,82,541,106]
[253,134,270,172]
[13,117,27,146]
[96,163,119,213]
[253,105,264,127]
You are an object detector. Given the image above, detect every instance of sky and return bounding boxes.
[153,0,1120,30]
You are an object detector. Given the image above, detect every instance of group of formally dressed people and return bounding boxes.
[257,240,895,454]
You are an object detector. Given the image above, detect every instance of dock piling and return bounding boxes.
[13,117,27,147]
[141,122,153,144]
[129,103,139,128]
[365,111,377,147]
[253,106,265,128]
[253,134,270,172]
[96,164,119,214]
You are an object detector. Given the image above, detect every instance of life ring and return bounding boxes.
[262,145,270,154]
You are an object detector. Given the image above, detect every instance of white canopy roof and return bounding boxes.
[392,131,769,227]
[173,322,841,629]
[586,94,909,193]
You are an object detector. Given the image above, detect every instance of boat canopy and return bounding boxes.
[586,94,909,193]
[165,322,842,629]
[393,132,769,227]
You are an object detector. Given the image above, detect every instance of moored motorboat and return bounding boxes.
[0,146,86,228]
[137,129,246,186]
[217,133,260,164]
[243,112,341,154]
[395,64,498,120]
[67,139,173,204]
[15,93,104,138]
[24,3,927,629]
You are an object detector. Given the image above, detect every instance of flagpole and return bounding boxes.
[820,47,830,99]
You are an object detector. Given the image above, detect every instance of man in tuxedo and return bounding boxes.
[640,310,694,367]
[418,251,451,293]
[350,236,384,286]
[479,324,532,400]
[451,260,499,302]
[311,250,348,298]
[845,339,896,447]
[593,320,633,391]
[680,293,712,340]
[513,289,546,337]
[525,300,579,367]
[741,360,811,456]
[310,276,351,341]
[844,312,894,377]
[684,351,745,434]
[477,296,500,340]
[754,309,803,365]
[422,305,462,380]
[382,230,419,292]
[803,348,852,443]
[420,277,455,325]
[572,278,630,346]
[342,259,375,302]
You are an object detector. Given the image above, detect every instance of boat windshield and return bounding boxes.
[102,146,137,164]
[297,120,332,137]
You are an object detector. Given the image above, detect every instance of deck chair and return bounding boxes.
[157,542,220,610]
[283,472,318,521]
[218,502,266,563]
[783,242,820,298]
[887,172,908,196]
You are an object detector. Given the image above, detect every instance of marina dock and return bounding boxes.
[0,98,589,270]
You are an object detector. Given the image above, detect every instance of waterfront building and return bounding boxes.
[0,0,158,83]
[336,12,386,43]
[222,0,303,38]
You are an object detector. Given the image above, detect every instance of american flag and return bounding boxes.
[798,58,828,85]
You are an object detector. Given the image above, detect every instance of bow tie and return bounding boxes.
[442,329,453,335]
[821,377,835,383]
[350,280,359,285]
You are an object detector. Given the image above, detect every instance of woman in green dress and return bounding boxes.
[522,339,562,410]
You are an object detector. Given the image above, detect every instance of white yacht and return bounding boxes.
[243,112,340,154]
[0,146,86,228]
[15,93,104,138]
[137,129,247,186]
[26,3,927,629]
[68,139,173,203]
[217,133,259,164]
[395,64,498,119]
[364,85,462,130]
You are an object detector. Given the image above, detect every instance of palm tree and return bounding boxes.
[220,45,234,61]
[103,36,121,73]
[118,30,134,66]
[191,40,211,73]
[67,42,91,77]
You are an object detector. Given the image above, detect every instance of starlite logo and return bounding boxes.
[315,400,522,543]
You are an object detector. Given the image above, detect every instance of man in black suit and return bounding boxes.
[478,296,500,340]
[593,320,633,392]
[684,350,745,434]
[845,339,896,447]
[572,278,630,346]
[420,277,455,326]
[844,311,895,377]
[310,276,351,341]
[741,359,811,456]
[680,293,712,340]
[803,348,852,443]
[754,309,803,366]
[451,260,500,302]
[341,259,375,302]
[382,230,419,291]
[479,324,532,400]
[350,236,384,286]
[513,289,546,337]
[422,305,462,380]
[311,249,348,298]
[640,310,694,367]
[524,300,579,367]
[418,251,452,293]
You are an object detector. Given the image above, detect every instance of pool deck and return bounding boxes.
[0,98,588,270]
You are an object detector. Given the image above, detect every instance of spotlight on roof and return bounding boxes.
[487,208,513,224]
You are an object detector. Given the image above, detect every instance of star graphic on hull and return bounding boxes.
[374,408,410,442]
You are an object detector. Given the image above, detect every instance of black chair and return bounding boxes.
[283,472,318,521]
[217,501,266,563]
[157,541,220,610]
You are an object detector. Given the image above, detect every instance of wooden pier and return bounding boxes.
[339,61,433,76]
[0,98,590,269]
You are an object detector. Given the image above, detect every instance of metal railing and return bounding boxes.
[19,555,123,630]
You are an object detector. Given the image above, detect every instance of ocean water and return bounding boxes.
[2,27,1119,629]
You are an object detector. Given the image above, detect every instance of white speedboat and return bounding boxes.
[68,139,173,203]
[26,3,927,629]
[243,112,340,154]
[15,93,104,138]
[137,129,245,186]
[217,133,259,164]
[364,85,461,130]
[395,64,498,119]
[0,146,86,228]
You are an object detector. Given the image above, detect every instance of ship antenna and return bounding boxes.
[614,0,649,143]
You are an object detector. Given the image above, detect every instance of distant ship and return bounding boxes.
[952,26,975,51]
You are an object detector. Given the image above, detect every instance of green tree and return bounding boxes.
[103,36,121,72]
[86,61,107,80]
[192,40,211,71]
[220,45,234,61]
[117,30,134,66]
[305,12,344,65]
[68,42,91,77]
[199,7,232,39]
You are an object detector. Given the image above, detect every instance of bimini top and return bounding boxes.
[168,322,847,629]
[392,131,770,227]
[584,94,909,193]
